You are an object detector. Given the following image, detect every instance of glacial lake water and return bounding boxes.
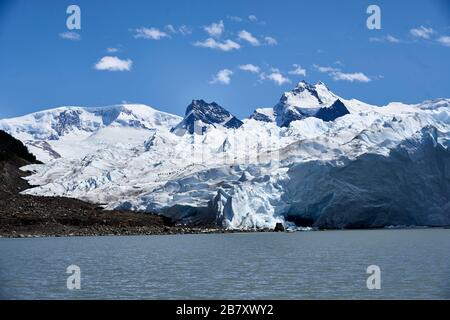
[0,229,449,299]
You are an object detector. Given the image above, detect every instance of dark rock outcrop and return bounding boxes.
[171,99,243,134]
[274,222,285,232]
[0,130,38,163]
[315,99,350,122]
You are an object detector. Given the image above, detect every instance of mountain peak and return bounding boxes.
[293,80,316,92]
[272,81,339,126]
[292,80,331,94]
[247,81,346,127]
[186,99,221,116]
[172,100,243,135]
[315,80,328,88]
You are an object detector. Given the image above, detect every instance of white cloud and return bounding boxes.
[313,64,371,83]
[313,64,339,73]
[204,20,224,37]
[134,27,169,40]
[210,69,233,85]
[228,15,243,22]
[437,35,450,47]
[288,64,306,76]
[106,47,119,53]
[410,26,434,39]
[331,72,371,82]
[261,71,291,86]
[386,35,400,43]
[94,56,133,72]
[59,31,80,41]
[264,36,278,45]
[369,34,400,43]
[238,30,260,46]
[178,25,193,35]
[194,38,240,51]
[248,15,258,22]
[165,24,193,35]
[239,64,260,73]
[165,24,177,34]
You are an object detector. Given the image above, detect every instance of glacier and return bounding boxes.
[1,81,449,230]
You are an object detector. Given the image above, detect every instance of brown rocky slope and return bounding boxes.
[0,130,220,237]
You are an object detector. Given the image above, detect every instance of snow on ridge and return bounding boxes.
[3,82,450,229]
[0,103,182,162]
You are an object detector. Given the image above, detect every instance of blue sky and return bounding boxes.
[0,0,449,119]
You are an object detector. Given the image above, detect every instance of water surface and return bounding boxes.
[0,229,449,299]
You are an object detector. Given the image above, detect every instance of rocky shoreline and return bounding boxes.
[0,130,228,238]
[0,190,230,238]
[0,193,284,238]
[0,226,280,238]
[0,192,286,238]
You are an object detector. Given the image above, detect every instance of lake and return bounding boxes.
[0,229,449,299]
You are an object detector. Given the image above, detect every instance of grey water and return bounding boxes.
[0,229,449,299]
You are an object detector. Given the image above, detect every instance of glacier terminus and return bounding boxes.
[1,81,449,230]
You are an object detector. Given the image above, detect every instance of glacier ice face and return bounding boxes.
[282,126,450,228]
[1,82,450,229]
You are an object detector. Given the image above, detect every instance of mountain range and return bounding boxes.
[1,80,449,230]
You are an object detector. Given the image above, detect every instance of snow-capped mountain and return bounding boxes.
[1,81,449,230]
[251,80,350,126]
[171,99,242,135]
[0,104,181,162]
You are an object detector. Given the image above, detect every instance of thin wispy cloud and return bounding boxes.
[410,26,434,39]
[239,64,260,74]
[437,35,450,47]
[369,34,400,43]
[288,64,306,76]
[133,27,169,40]
[204,20,224,37]
[332,72,371,82]
[165,24,177,34]
[238,30,260,46]
[227,15,243,22]
[313,64,371,82]
[59,31,81,41]
[165,24,193,35]
[264,36,278,46]
[106,47,119,53]
[194,38,240,51]
[178,25,193,35]
[94,56,132,72]
[210,69,233,84]
[248,15,258,22]
[313,64,339,73]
